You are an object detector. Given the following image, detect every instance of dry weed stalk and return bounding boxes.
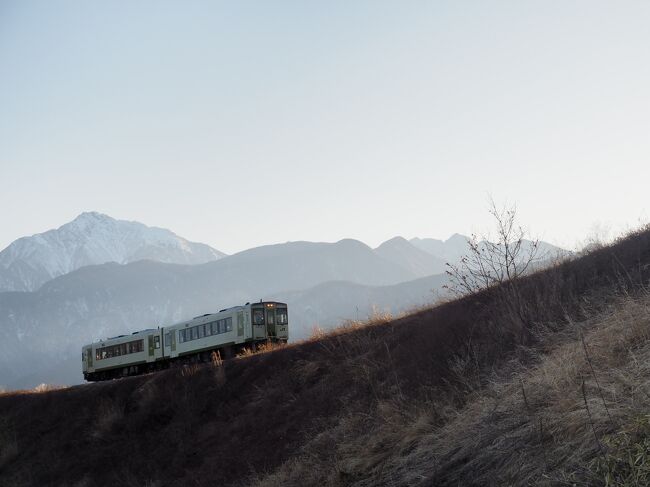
[211,350,223,367]
[180,363,200,377]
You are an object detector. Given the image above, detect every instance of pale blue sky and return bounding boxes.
[1,1,649,254]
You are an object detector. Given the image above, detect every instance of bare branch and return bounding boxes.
[445,199,540,297]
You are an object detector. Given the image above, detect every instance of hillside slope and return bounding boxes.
[1,228,649,486]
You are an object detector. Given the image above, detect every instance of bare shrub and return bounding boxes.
[445,198,541,296]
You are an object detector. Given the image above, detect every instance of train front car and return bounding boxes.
[250,301,289,342]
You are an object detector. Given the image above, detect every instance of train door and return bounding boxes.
[237,311,245,338]
[266,307,277,338]
[163,329,175,357]
[252,307,267,339]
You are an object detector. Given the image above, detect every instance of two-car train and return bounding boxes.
[82,301,288,381]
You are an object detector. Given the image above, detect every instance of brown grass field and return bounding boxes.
[2,228,650,486]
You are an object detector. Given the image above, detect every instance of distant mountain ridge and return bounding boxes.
[409,234,472,264]
[410,234,566,267]
[0,212,226,292]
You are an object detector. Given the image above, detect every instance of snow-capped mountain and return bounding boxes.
[0,212,226,292]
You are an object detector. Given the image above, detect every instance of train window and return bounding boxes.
[210,321,217,335]
[154,336,160,349]
[93,339,145,361]
[253,309,265,325]
[267,311,275,325]
[179,330,185,343]
[197,325,204,339]
[225,317,233,332]
[276,309,288,324]
[164,333,171,346]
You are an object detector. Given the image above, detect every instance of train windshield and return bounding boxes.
[253,309,265,325]
[276,308,288,324]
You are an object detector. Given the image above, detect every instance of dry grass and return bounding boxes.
[248,294,650,487]
[236,340,287,358]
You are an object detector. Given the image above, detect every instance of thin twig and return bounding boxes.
[581,376,604,458]
[579,329,613,425]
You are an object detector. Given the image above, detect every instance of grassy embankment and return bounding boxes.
[2,228,650,486]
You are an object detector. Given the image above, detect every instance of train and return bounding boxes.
[82,300,288,381]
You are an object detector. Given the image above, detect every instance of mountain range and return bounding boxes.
[0,212,563,389]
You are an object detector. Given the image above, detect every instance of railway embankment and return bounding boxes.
[2,228,650,486]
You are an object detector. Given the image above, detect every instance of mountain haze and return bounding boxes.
[374,236,447,277]
[410,234,471,264]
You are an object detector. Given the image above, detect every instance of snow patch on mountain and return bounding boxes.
[0,212,226,292]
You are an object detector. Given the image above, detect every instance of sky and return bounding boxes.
[1,1,649,255]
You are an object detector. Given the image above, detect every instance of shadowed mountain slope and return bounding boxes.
[1,227,650,486]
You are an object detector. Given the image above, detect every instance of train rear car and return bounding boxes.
[82,328,164,381]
